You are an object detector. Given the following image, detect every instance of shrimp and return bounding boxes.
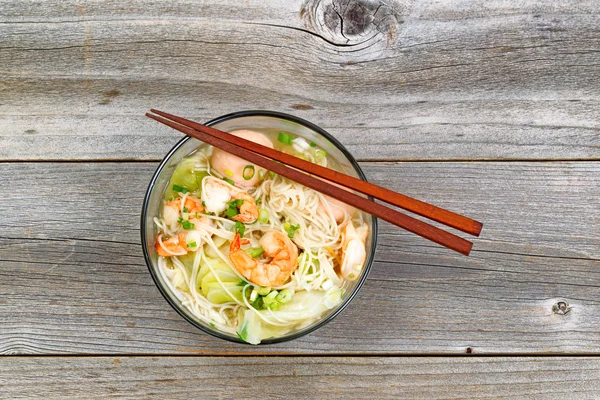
[163,195,208,231]
[155,230,204,257]
[229,231,299,287]
[157,195,212,257]
[318,181,356,224]
[322,194,355,224]
[339,221,368,281]
[202,176,258,223]
[210,130,273,187]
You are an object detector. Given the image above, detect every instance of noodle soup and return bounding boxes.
[143,113,376,344]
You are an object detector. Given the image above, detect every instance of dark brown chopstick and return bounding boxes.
[147,111,475,256]
[150,108,482,237]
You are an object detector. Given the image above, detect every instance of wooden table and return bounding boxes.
[1,0,599,397]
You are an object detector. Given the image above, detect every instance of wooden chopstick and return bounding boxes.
[147,111,475,256]
[150,109,482,237]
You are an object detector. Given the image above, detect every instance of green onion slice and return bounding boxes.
[276,289,294,303]
[255,286,271,296]
[172,184,189,194]
[252,296,262,310]
[248,247,264,258]
[235,221,245,236]
[181,220,195,230]
[242,165,255,180]
[277,132,293,145]
[258,208,269,223]
[285,222,300,238]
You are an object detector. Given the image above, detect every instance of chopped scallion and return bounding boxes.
[262,290,279,305]
[172,184,189,194]
[310,141,317,147]
[187,241,197,248]
[258,169,265,179]
[315,149,327,158]
[224,206,238,218]
[242,165,255,180]
[235,221,245,236]
[277,132,293,145]
[223,169,234,177]
[258,208,269,223]
[276,289,294,304]
[182,206,189,213]
[284,221,300,238]
[237,279,247,287]
[256,286,271,296]
[222,177,235,186]
[181,220,195,230]
[252,296,262,310]
[223,199,243,218]
[248,247,264,258]
[249,289,258,302]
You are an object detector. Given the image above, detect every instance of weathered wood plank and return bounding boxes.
[2,78,599,161]
[1,356,599,399]
[0,162,598,354]
[1,0,599,160]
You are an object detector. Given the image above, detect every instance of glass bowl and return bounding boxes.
[141,111,378,344]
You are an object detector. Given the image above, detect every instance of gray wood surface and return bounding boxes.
[2,0,600,393]
[1,356,599,399]
[1,162,597,355]
[1,0,599,161]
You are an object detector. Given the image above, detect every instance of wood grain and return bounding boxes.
[0,162,598,355]
[3,0,599,391]
[1,356,599,399]
[1,0,599,161]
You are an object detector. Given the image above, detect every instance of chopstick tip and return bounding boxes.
[472,222,483,237]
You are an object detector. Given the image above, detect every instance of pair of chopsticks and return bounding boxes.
[147,109,483,256]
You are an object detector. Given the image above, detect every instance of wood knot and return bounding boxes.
[552,301,571,316]
[301,0,406,47]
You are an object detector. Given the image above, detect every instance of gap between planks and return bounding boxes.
[1,353,600,358]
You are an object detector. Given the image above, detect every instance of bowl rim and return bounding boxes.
[141,110,379,345]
